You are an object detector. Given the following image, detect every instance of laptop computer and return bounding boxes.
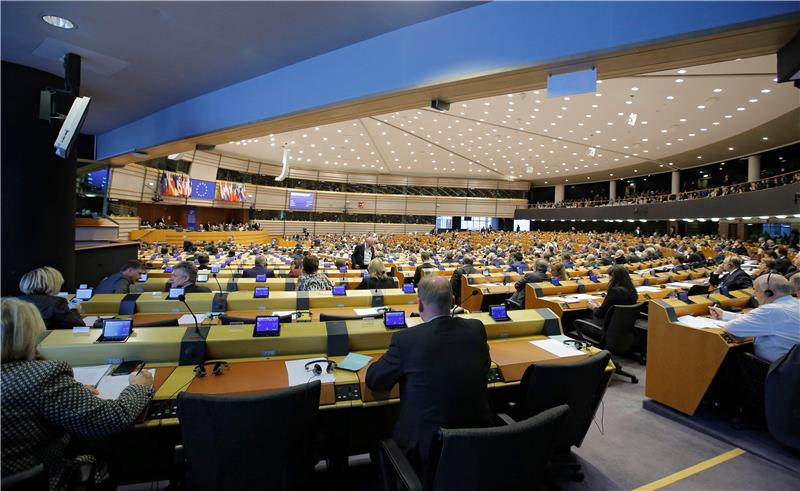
[490,304,511,322]
[96,319,132,343]
[384,310,408,330]
[253,316,281,337]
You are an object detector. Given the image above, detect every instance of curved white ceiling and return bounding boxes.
[217,55,799,184]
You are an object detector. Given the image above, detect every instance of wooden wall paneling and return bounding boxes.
[108,164,146,201]
[405,196,438,216]
[315,191,346,213]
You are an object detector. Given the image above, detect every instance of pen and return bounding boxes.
[136,362,146,376]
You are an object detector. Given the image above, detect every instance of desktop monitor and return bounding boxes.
[332,285,347,296]
[197,274,209,283]
[254,287,270,298]
[490,304,510,321]
[256,274,267,282]
[551,278,561,286]
[402,284,415,294]
[210,265,220,274]
[100,319,132,342]
[138,273,148,283]
[75,287,93,300]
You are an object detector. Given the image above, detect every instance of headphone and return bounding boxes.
[304,359,336,376]
[764,273,774,298]
[194,361,229,378]
[563,339,591,352]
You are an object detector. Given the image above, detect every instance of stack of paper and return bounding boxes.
[285,358,335,386]
[177,313,209,325]
[636,286,663,293]
[353,307,384,316]
[667,282,699,289]
[530,339,584,358]
[72,365,111,386]
[96,369,155,399]
[337,353,373,372]
[676,315,728,329]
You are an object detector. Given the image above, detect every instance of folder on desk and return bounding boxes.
[337,353,373,372]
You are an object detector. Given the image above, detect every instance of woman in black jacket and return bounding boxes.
[587,265,638,321]
[18,267,83,330]
[358,259,396,290]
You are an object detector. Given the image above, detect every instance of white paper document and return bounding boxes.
[677,315,729,329]
[72,365,111,386]
[353,307,384,316]
[541,296,583,304]
[667,282,699,289]
[177,313,208,325]
[285,358,335,387]
[270,311,297,317]
[636,286,663,293]
[530,339,585,358]
[96,369,155,399]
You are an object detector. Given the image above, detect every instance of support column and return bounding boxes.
[671,171,680,195]
[609,180,617,201]
[747,155,761,182]
[554,184,565,203]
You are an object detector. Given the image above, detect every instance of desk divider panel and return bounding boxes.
[118,294,140,315]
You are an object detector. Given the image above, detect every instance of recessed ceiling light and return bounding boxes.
[737,107,745,111]
[713,88,722,93]
[42,15,75,29]
[677,69,687,74]
[631,87,639,91]
[761,89,771,93]
[675,78,684,83]
[762,136,769,140]
[748,98,758,103]
[697,105,705,109]
[666,96,674,100]
[728,147,734,151]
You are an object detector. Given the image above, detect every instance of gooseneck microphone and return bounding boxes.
[452,289,480,315]
[177,294,201,336]
[212,273,224,293]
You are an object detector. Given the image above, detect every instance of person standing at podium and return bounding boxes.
[366,276,495,486]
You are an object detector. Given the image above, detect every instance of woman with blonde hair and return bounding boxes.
[358,258,397,290]
[1,298,153,490]
[550,262,570,282]
[18,266,83,330]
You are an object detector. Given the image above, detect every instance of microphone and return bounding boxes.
[212,273,224,293]
[177,294,202,336]
[452,290,480,315]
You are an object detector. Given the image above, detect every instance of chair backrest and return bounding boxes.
[1,464,47,491]
[518,350,612,450]
[687,284,710,296]
[602,303,644,353]
[432,405,569,491]
[319,312,384,322]
[177,380,321,490]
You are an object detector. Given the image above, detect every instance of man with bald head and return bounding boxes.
[366,275,495,486]
[710,274,800,363]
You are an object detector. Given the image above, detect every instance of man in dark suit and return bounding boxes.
[686,246,706,267]
[449,255,479,304]
[351,238,376,269]
[94,260,144,294]
[166,261,212,293]
[413,251,437,286]
[508,259,549,307]
[243,255,275,278]
[774,247,792,275]
[709,256,753,291]
[366,276,495,486]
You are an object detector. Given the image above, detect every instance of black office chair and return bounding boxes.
[574,303,644,383]
[508,350,611,481]
[133,318,180,327]
[1,464,47,491]
[319,312,385,322]
[687,284,710,296]
[379,405,569,491]
[174,381,321,490]
[765,344,800,449]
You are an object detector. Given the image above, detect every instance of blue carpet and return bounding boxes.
[643,399,800,474]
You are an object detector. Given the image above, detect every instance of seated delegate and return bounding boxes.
[357,258,396,290]
[165,261,212,293]
[366,276,495,486]
[709,256,753,291]
[18,266,83,330]
[243,254,275,279]
[296,255,333,291]
[0,298,154,490]
[94,260,144,294]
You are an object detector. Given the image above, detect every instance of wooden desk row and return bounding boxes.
[130,276,372,293]
[645,291,754,416]
[73,289,418,316]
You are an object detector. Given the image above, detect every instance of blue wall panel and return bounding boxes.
[96,1,800,160]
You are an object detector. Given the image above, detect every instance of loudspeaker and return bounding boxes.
[212,292,228,312]
[325,321,349,357]
[179,330,206,366]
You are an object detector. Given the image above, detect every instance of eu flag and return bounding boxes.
[191,180,215,200]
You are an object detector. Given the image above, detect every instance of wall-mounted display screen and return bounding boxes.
[289,191,315,210]
[436,216,453,229]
